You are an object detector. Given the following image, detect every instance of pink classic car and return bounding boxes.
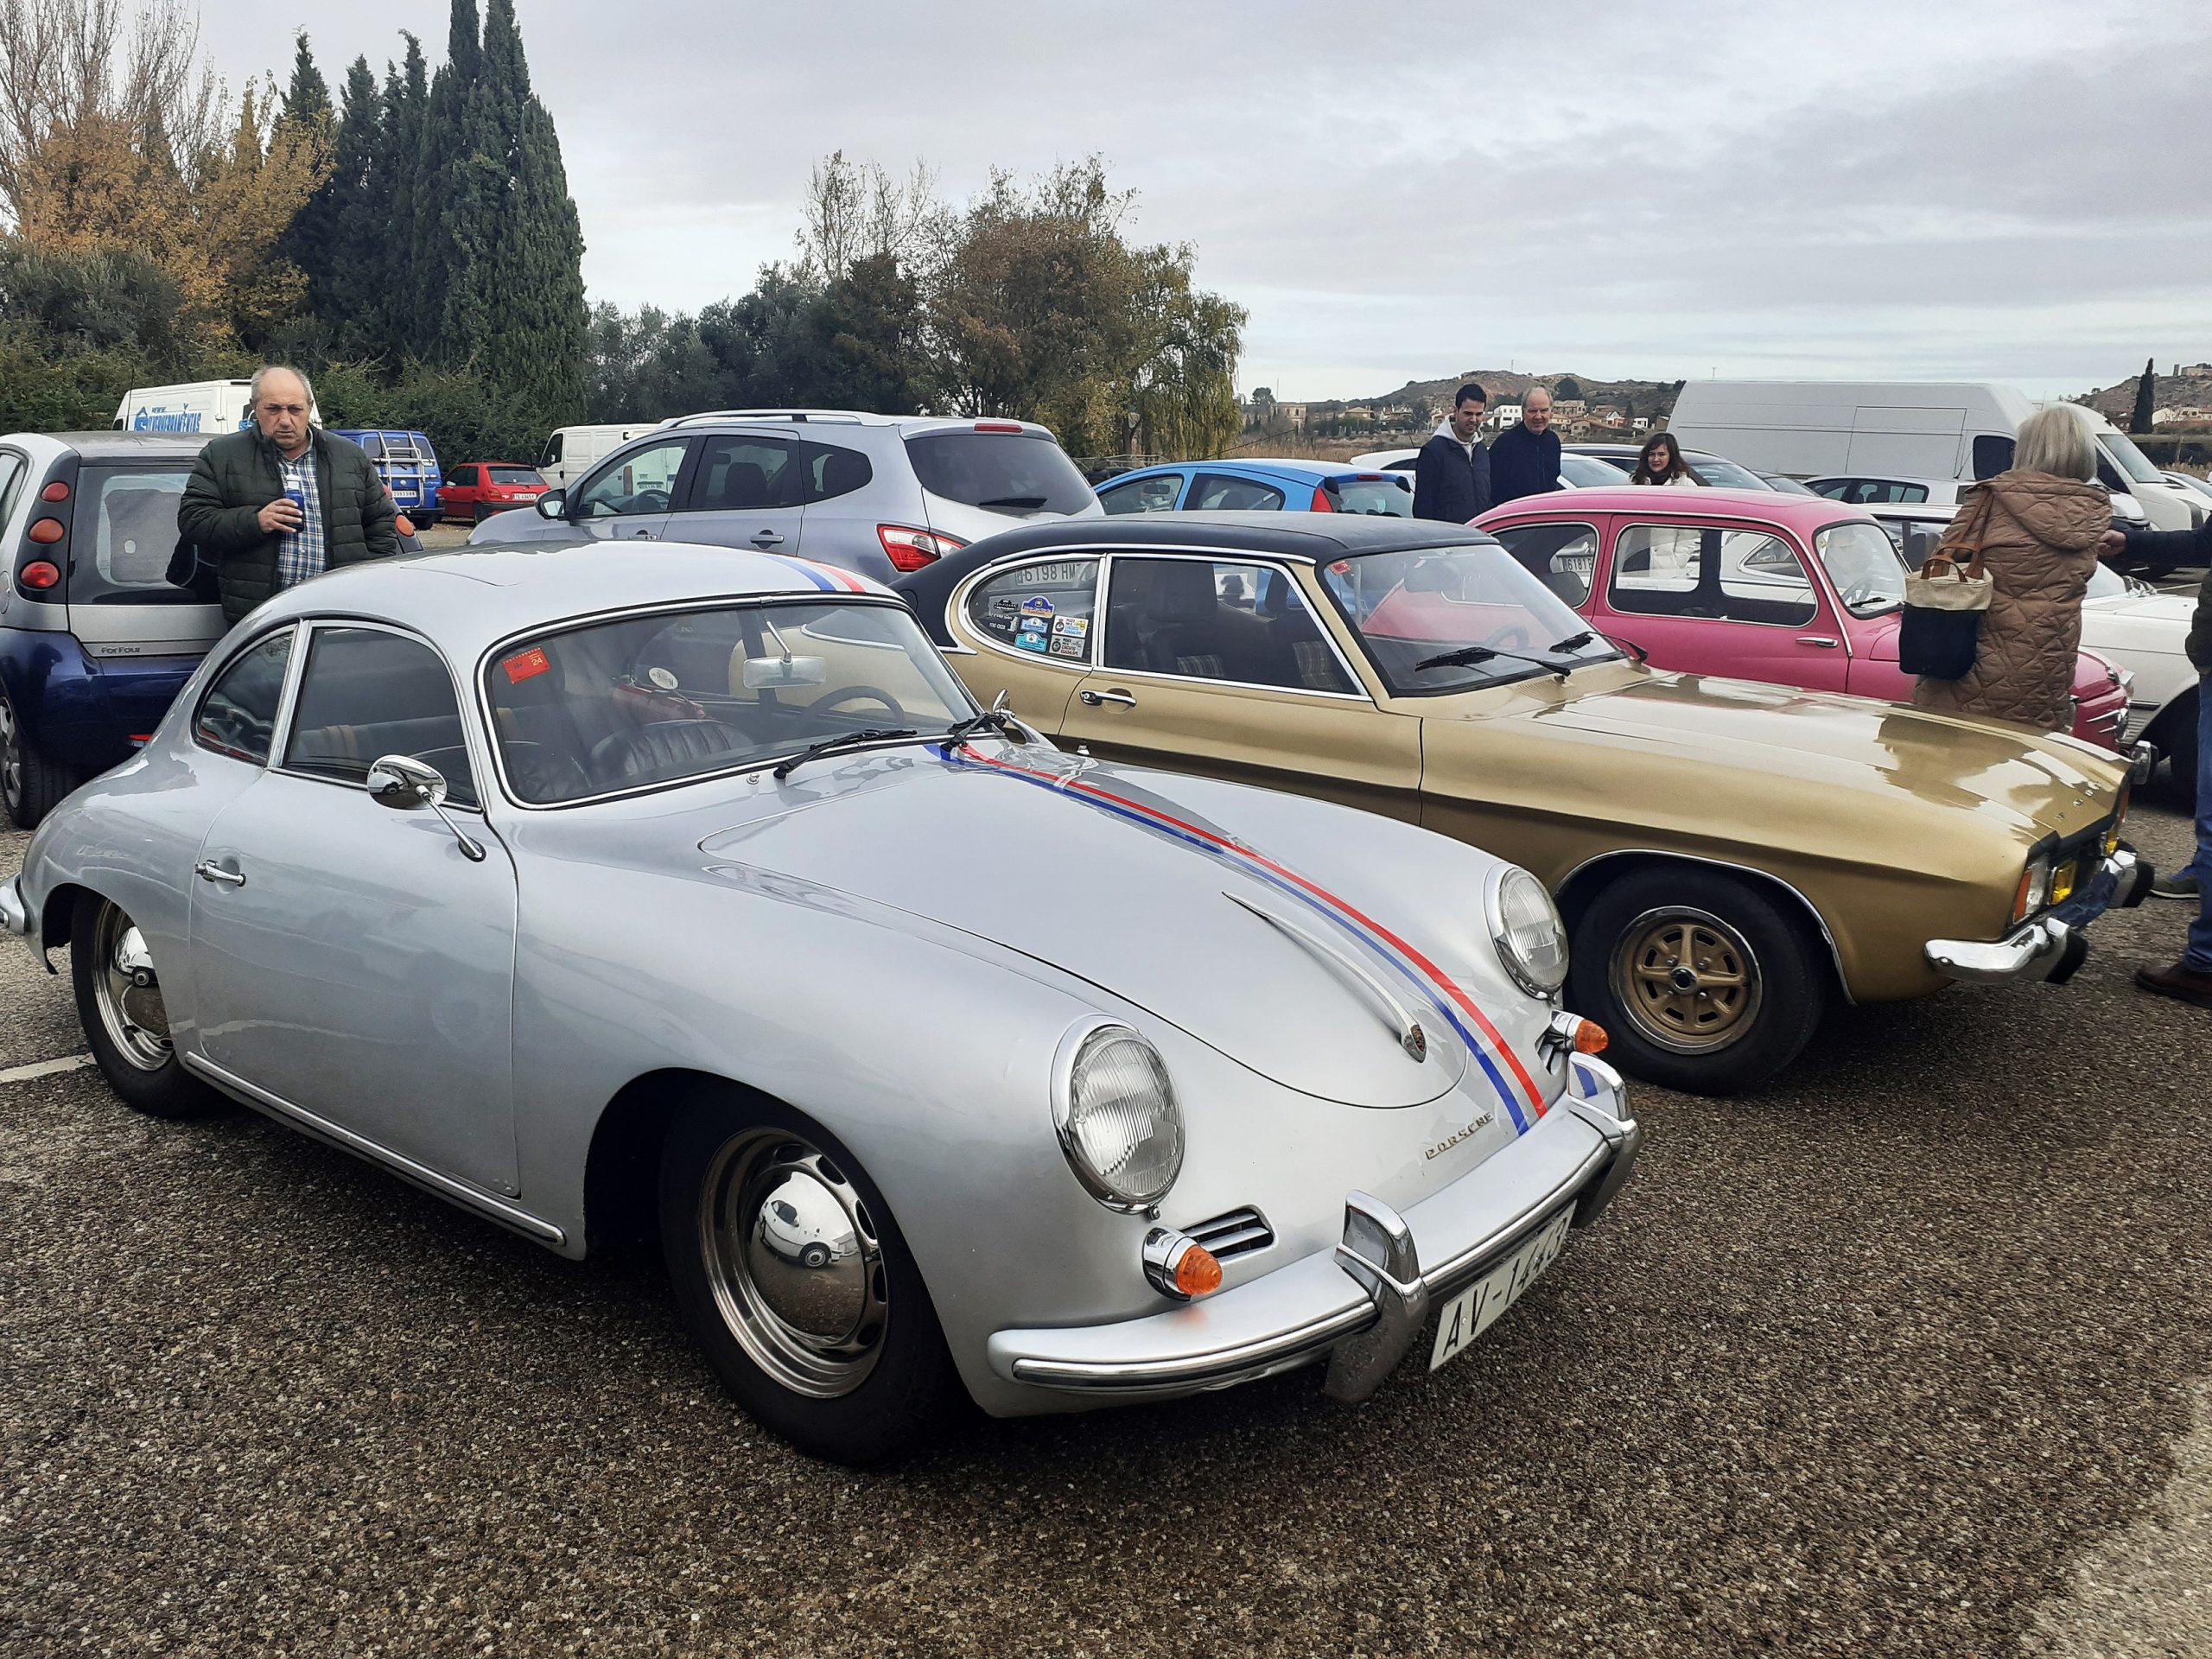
[1473,486,2134,753]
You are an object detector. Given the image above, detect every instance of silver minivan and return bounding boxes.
[474,411,1102,582]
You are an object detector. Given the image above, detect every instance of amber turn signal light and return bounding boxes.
[1573,1020,1609,1055]
[28,517,64,543]
[1141,1228,1223,1301]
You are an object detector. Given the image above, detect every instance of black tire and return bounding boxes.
[2164,687,2198,808]
[0,687,83,830]
[1567,866,1827,1096]
[69,891,225,1118]
[659,1087,958,1465]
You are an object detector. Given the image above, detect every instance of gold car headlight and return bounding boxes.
[1488,866,1569,997]
[2012,855,2052,924]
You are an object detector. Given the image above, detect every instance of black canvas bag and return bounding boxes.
[1897,493,1994,681]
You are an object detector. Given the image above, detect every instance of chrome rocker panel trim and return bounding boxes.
[181,1051,567,1246]
[1923,849,2145,985]
[988,1061,1638,1400]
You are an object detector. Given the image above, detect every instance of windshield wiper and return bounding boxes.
[977,494,1047,509]
[1548,630,1597,653]
[1413,643,1578,679]
[942,693,1026,746]
[772,727,919,780]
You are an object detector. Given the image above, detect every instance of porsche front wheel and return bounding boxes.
[659,1090,958,1465]
[70,893,223,1118]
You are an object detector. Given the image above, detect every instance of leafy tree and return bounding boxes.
[2131,357,2156,435]
[1554,375,1583,401]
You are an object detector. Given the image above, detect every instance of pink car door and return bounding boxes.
[1484,517,1606,623]
[1592,515,1853,694]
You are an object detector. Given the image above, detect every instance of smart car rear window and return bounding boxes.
[68,465,204,607]
[904,431,1093,516]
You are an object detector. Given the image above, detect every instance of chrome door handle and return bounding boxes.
[629,530,653,539]
[194,859,245,887]
[1078,689,1137,708]
[750,531,785,548]
[1796,636,1840,648]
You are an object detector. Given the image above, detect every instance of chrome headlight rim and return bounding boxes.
[1486,863,1569,998]
[1051,1017,1185,1214]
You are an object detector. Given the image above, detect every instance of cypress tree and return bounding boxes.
[416,0,485,364]
[2131,357,2156,435]
[380,34,430,360]
[312,57,383,351]
[276,33,335,319]
[280,31,331,128]
[474,0,587,422]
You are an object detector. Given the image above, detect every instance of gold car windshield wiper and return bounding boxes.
[1413,633,1594,680]
[772,727,921,780]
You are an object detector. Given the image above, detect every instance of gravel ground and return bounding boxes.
[2,791,2208,1658]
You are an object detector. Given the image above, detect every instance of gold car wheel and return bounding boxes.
[1611,906,1763,1055]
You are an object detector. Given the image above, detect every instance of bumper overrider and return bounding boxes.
[1924,847,2152,986]
[987,1054,1640,1404]
[0,874,31,956]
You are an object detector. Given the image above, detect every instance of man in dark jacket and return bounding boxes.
[2102,518,2211,1006]
[1489,386,1563,505]
[176,366,398,625]
[1411,384,1490,522]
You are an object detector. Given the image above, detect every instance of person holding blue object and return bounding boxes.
[2102,513,2212,1006]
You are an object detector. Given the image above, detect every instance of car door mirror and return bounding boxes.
[536,489,567,520]
[367,753,487,861]
[367,753,448,810]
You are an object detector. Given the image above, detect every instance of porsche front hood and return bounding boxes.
[697,746,1497,1109]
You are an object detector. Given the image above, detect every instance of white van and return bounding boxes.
[1668,381,2201,531]
[113,380,323,436]
[537,423,659,487]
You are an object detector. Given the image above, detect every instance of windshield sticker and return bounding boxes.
[1019,595,1055,613]
[1052,616,1088,637]
[502,646,551,683]
[1013,632,1047,652]
[1048,635,1085,658]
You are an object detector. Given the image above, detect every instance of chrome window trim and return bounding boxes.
[1093,550,1373,703]
[471,591,972,812]
[1554,848,1853,1003]
[1604,519,1825,633]
[269,617,489,814]
[950,553,1103,677]
[188,620,302,769]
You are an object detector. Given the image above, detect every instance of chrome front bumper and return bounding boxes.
[0,874,29,945]
[986,1056,1640,1402]
[1924,848,2150,985]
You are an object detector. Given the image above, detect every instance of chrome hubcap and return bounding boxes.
[1613,906,1762,1055]
[92,903,173,1071]
[698,1129,887,1399]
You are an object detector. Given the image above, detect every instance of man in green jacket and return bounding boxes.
[176,365,398,625]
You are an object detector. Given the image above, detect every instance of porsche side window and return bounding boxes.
[1103,558,1351,692]
[573,439,688,518]
[965,560,1097,665]
[1611,525,1817,627]
[1490,522,1598,607]
[283,626,478,806]
[193,629,294,765]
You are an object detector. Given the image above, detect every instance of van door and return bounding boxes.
[1846,405,1966,478]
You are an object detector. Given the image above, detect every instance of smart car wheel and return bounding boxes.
[70,893,223,1118]
[1569,868,1826,1096]
[0,688,82,830]
[659,1090,957,1464]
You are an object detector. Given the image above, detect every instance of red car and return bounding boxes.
[1474,486,2134,753]
[437,462,549,524]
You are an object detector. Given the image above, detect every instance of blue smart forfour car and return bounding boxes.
[1096,458,1412,518]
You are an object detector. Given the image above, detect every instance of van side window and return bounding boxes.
[194,630,295,765]
[1972,435,2015,480]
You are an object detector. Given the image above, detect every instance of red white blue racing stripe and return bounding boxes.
[765,554,874,594]
[941,742,1549,1134]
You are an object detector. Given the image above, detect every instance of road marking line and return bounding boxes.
[0,1053,93,1084]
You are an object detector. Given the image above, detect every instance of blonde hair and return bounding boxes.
[2013,404,2096,482]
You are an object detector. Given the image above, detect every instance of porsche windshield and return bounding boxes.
[484,599,975,804]
[1319,543,1621,695]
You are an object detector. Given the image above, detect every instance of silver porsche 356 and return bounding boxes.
[0,543,1640,1462]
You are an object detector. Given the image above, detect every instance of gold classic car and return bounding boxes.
[895,515,2150,1094]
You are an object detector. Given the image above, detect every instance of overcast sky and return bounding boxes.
[197,0,2212,401]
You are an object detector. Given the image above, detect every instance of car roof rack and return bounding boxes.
[656,409,874,429]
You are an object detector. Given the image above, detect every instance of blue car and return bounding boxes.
[1096,458,1412,518]
[328,429,442,518]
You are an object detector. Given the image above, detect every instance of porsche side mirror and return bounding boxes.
[535,489,567,520]
[366,754,486,862]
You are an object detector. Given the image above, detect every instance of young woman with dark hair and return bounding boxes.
[1632,432,1696,486]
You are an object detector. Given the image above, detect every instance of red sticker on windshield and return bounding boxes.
[1329,560,1351,575]
[502,647,550,683]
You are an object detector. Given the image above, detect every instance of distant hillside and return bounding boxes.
[1317,371,1686,421]
[2074,363,2212,427]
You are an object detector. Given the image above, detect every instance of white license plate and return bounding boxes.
[1427,1209,1574,1371]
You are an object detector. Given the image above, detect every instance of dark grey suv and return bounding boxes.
[473,411,1103,581]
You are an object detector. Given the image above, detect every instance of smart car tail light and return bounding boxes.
[877,524,967,573]
[1309,486,1333,512]
[28,518,64,543]
[17,560,60,589]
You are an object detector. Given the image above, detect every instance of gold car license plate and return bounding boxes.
[1428,1208,1573,1371]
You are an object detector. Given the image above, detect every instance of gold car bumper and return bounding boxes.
[1923,849,2151,985]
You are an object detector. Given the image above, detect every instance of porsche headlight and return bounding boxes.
[1053,1022,1184,1211]
[1488,865,1569,996]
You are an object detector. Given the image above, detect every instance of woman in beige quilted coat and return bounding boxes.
[1912,404,2110,732]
